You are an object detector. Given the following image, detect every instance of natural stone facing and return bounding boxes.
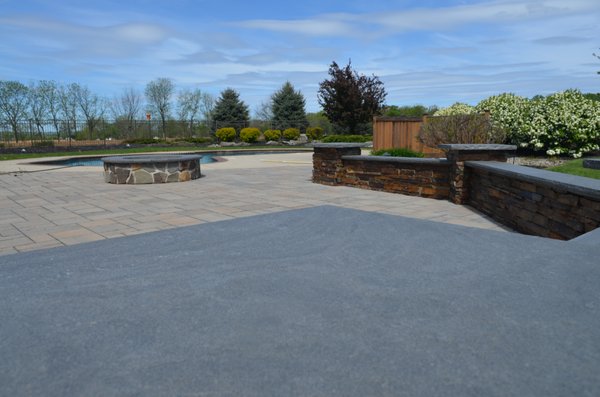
[466,161,600,201]
[341,158,450,199]
[583,158,600,170]
[312,144,600,240]
[467,161,600,240]
[440,144,517,204]
[313,145,362,185]
[103,155,201,184]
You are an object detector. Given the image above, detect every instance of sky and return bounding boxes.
[1,0,599,114]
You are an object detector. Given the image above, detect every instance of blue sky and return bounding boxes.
[1,0,599,113]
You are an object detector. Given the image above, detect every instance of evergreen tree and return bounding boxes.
[211,88,249,131]
[271,81,308,131]
[318,60,387,134]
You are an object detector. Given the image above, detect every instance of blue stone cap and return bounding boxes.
[438,144,517,151]
[102,154,202,164]
[467,161,600,201]
[313,143,367,149]
[342,155,450,165]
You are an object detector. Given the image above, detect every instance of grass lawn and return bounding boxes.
[0,145,306,161]
[548,158,600,180]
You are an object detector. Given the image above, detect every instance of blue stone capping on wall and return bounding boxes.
[466,161,600,201]
[341,155,451,165]
[312,143,368,149]
[439,144,517,152]
[583,158,600,170]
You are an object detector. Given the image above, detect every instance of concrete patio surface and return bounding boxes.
[0,152,509,256]
[1,205,599,396]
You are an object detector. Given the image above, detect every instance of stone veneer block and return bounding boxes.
[102,155,202,184]
[466,161,600,240]
[439,144,517,204]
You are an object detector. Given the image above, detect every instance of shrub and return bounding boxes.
[215,127,237,142]
[240,127,261,143]
[263,129,282,141]
[173,137,213,145]
[322,134,372,143]
[282,127,300,140]
[475,93,530,145]
[306,127,324,141]
[433,102,476,116]
[418,113,506,147]
[123,138,166,144]
[371,148,424,158]
[519,90,600,158]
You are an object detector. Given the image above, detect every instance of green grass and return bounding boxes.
[547,158,600,180]
[0,145,306,161]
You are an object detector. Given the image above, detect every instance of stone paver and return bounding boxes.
[0,153,510,255]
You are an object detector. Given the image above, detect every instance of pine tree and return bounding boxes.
[318,61,387,134]
[211,88,249,131]
[271,82,308,131]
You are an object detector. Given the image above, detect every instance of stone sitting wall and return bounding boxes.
[103,155,201,184]
[467,162,600,240]
[312,143,600,240]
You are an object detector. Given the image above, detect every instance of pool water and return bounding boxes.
[48,154,217,167]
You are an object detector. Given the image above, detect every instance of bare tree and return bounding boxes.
[254,100,273,122]
[28,81,49,139]
[177,88,202,136]
[0,80,29,142]
[58,83,79,140]
[38,80,61,139]
[145,78,174,138]
[72,83,105,139]
[201,92,215,130]
[110,87,142,139]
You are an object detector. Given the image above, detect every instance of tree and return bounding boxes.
[28,81,49,139]
[110,87,142,139]
[254,100,273,122]
[73,83,105,139]
[594,49,600,74]
[383,105,438,118]
[318,60,387,134]
[271,81,308,131]
[0,81,29,142]
[58,83,79,140]
[211,88,249,131]
[38,80,61,139]
[200,92,215,130]
[177,88,202,136]
[145,77,174,138]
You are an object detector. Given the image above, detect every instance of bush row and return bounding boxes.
[433,90,600,157]
[215,126,326,143]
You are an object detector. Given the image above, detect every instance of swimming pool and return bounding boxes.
[48,154,217,167]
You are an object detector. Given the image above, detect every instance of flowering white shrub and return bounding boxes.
[433,102,476,116]
[519,90,600,157]
[475,93,530,144]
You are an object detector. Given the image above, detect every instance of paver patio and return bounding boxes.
[0,153,508,256]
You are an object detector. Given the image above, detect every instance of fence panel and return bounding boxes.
[373,117,444,157]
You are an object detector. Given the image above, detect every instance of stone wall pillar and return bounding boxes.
[312,143,363,185]
[439,144,517,204]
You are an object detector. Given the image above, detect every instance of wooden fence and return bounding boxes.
[372,116,444,157]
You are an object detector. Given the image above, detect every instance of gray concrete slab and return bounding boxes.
[1,205,599,396]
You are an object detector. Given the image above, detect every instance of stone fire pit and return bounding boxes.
[102,154,202,184]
